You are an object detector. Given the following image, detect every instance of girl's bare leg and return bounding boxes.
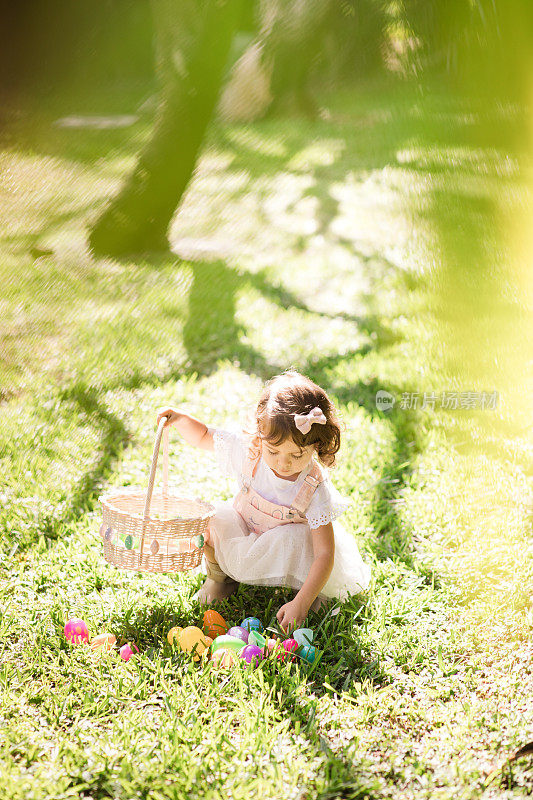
[193,526,239,603]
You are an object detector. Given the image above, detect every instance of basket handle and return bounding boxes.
[143,416,170,524]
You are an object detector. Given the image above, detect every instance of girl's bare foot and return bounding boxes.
[192,578,238,604]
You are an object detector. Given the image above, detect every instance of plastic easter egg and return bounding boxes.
[247,630,266,648]
[240,644,263,667]
[293,628,314,647]
[64,618,89,644]
[299,645,317,664]
[211,635,246,654]
[241,617,262,633]
[89,633,116,651]
[211,648,239,670]
[202,610,229,639]
[150,539,160,555]
[167,626,183,646]
[120,643,139,661]
[177,626,211,661]
[227,626,249,644]
[279,638,298,661]
[266,637,282,654]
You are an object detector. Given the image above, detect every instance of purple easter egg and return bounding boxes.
[226,626,249,644]
[240,644,263,666]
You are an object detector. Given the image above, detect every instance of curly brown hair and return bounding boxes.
[254,370,342,468]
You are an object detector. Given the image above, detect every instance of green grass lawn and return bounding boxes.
[0,75,531,799]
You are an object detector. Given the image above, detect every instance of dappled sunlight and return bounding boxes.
[235,290,369,369]
[1,56,532,797]
[286,139,345,171]
[224,127,288,158]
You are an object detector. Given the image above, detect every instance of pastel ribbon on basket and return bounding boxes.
[293,407,327,434]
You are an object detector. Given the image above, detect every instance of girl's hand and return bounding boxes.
[276,598,308,633]
[156,407,182,428]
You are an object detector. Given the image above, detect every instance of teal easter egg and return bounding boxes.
[299,645,317,664]
[241,617,262,633]
[211,635,246,654]
[293,628,314,647]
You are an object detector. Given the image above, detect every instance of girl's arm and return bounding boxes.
[156,408,214,452]
[277,523,335,631]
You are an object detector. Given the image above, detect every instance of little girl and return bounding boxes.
[156,370,371,631]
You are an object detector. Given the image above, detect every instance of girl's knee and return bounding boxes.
[209,506,246,538]
[203,541,216,562]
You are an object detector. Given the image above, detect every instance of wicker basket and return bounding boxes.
[98,417,215,573]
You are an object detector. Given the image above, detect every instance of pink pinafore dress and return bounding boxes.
[208,435,372,599]
[232,437,324,535]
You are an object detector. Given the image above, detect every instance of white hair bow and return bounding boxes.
[293,406,327,434]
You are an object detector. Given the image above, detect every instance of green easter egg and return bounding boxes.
[124,535,133,550]
[197,534,204,548]
[247,630,266,648]
[211,635,246,654]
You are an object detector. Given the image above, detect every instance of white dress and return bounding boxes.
[205,427,372,600]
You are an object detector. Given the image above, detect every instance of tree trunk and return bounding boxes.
[89,0,242,257]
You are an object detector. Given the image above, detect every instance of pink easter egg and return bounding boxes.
[119,643,139,662]
[279,638,298,662]
[64,618,89,644]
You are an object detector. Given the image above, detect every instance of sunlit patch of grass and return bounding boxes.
[0,75,531,799]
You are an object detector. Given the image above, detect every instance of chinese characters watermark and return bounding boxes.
[375,389,499,412]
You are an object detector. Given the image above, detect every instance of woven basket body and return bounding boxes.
[98,420,214,573]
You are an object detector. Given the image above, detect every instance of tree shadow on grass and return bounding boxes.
[4,77,460,799]
[34,384,130,543]
[23,252,400,555]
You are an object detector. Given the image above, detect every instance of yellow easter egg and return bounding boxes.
[167,626,183,646]
[177,626,211,661]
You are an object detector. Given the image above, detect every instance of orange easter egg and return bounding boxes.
[210,648,238,670]
[202,609,229,639]
[89,633,116,651]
